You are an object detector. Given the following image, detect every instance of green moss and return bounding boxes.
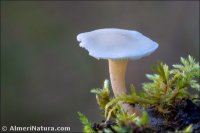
[91,79,111,112]
[78,112,95,133]
[106,55,199,114]
[78,55,199,133]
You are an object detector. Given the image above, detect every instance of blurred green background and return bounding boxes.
[1,1,199,132]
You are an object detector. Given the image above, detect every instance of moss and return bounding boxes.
[78,55,200,133]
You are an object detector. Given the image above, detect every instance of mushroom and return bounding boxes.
[77,28,159,115]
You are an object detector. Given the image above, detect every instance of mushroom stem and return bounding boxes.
[108,59,128,97]
[108,59,141,116]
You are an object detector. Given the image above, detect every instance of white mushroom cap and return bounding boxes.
[77,28,159,60]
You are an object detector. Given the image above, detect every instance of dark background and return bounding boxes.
[1,1,199,132]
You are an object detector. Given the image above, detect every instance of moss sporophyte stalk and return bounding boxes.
[78,55,200,133]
